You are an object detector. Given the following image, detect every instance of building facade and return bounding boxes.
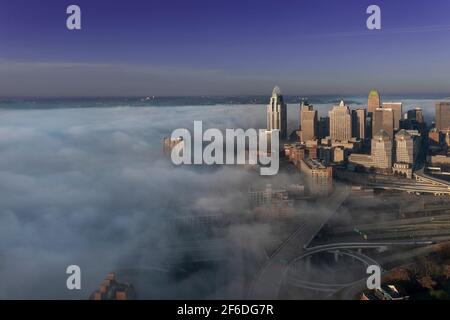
[368,90,381,115]
[300,158,333,196]
[352,108,366,140]
[267,86,287,139]
[349,129,393,173]
[436,102,450,131]
[372,108,394,139]
[329,100,352,142]
[407,107,424,124]
[300,100,317,142]
[371,129,393,170]
[383,102,402,131]
[395,129,415,165]
[317,116,330,139]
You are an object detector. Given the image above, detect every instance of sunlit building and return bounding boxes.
[368,90,381,115]
[329,100,352,142]
[428,128,441,147]
[163,136,184,154]
[349,129,392,173]
[299,100,317,142]
[300,158,333,196]
[284,142,306,169]
[372,129,393,170]
[395,129,418,166]
[267,86,287,139]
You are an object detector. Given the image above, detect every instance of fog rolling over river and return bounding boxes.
[0,98,440,298]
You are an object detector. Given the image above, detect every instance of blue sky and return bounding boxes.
[1,0,450,96]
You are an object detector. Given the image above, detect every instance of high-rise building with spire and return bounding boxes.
[267,86,287,139]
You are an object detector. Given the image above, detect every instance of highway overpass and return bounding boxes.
[249,187,350,299]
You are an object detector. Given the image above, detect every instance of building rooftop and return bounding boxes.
[373,129,391,140]
[369,90,380,98]
[395,129,411,138]
[304,158,327,169]
[272,86,282,97]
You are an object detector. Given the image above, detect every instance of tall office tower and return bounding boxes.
[300,100,317,141]
[267,86,287,139]
[435,102,450,131]
[368,90,381,115]
[395,129,415,165]
[372,107,394,139]
[407,107,424,123]
[317,116,330,139]
[371,129,393,170]
[351,108,366,139]
[329,100,352,142]
[383,102,402,131]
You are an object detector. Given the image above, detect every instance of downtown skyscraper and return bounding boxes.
[329,100,352,142]
[267,86,287,139]
[352,108,366,140]
[300,100,317,142]
[383,102,403,131]
[372,108,394,139]
[435,102,450,131]
[368,90,381,115]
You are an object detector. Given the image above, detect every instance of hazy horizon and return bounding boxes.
[2,0,450,97]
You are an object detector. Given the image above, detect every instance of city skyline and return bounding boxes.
[4,0,450,303]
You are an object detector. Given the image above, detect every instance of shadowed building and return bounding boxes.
[400,107,427,136]
[407,107,424,124]
[329,100,352,142]
[352,108,366,140]
[317,116,330,139]
[267,86,287,139]
[372,108,394,139]
[383,102,402,131]
[435,102,450,131]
